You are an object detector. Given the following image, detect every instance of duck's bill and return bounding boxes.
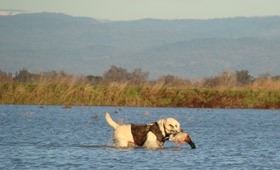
[189,141,196,149]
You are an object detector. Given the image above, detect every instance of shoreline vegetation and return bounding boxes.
[1,66,280,109]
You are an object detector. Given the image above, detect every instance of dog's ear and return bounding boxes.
[157,119,167,137]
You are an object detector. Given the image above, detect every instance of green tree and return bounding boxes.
[0,70,13,83]
[236,70,254,86]
[14,68,32,83]
[102,65,149,85]
[86,75,103,85]
[202,71,237,88]
[103,65,129,82]
[130,68,149,84]
[159,74,190,87]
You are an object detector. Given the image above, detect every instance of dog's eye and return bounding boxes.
[169,124,174,128]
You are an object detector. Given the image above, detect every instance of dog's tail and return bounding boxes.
[105,112,119,129]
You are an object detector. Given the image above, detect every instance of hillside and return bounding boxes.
[0,13,280,79]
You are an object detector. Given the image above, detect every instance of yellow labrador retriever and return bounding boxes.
[105,112,184,148]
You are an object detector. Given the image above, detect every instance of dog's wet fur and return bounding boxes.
[105,112,195,149]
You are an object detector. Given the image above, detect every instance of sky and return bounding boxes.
[1,0,280,21]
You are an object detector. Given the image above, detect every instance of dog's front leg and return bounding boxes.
[142,132,163,148]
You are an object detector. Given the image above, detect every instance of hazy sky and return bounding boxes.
[1,0,280,20]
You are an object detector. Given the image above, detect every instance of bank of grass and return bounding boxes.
[0,80,280,109]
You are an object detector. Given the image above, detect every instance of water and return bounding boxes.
[0,105,279,169]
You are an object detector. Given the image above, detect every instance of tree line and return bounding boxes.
[1,65,280,88]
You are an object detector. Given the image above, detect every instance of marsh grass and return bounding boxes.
[0,79,279,109]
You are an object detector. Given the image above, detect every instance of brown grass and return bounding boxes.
[0,79,279,109]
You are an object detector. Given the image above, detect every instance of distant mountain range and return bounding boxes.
[1,12,280,79]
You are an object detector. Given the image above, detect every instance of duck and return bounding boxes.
[169,132,196,149]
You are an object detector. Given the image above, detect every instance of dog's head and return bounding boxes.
[157,118,182,137]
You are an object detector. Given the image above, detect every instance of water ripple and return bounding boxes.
[1,105,280,169]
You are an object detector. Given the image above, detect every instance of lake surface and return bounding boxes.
[0,105,280,169]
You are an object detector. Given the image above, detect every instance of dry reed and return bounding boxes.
[0,78,279,109]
